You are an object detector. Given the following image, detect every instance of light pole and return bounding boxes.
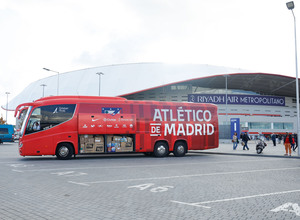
[286,1,300,156]
[225,74,228,123]
[40,84,47,97]
[43,68,60,96]
[5,92,10,124]
[96,72,104,96]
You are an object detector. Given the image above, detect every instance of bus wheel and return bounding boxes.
[173,141,186,157]
[154,141,169,157]
[56,143,74,160]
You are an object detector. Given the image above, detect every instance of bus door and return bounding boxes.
[23,104,76,155]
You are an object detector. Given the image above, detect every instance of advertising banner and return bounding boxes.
[230,118,240,139]
[188,94,285,106]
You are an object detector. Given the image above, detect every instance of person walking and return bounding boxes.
[232,132,238,150]
[291,134,295,152]
[293,133,298,152]
[278,135,282,144]
[242,132,250,150]
[283,132,292,156]
[271,133,276,146]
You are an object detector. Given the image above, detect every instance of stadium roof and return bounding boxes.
[3,63,299,111]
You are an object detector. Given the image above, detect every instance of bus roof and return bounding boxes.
[36,96,127,102]
[14,96,127,117]
[14,95,217,117]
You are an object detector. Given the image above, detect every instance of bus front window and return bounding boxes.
[25,107,42,134]
[25,104,76,135]
[19,106,32,137]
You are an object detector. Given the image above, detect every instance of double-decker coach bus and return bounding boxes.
[14,96,219,159]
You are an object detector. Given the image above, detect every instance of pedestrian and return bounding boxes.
[293,133,298,152]
[242,132,250,150]
[232,132,238,150]
[278,135,282,144]
[283,132,292,156]
[291,134,295,152]
[271,133,276,146]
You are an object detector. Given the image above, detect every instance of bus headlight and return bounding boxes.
[19,142,23,148]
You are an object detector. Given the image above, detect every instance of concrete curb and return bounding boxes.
[190,150,300,159]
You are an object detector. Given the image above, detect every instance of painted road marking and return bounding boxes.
[171,189,300,209]
[8,164,34,168]
[68,181,90,186]
[170,201,211,209]
[51,171,87,177]
[8,158,287,172]
[68,167,300,186]
[11,169,24,173]
[128,183,174,193]
[271,203,300,216]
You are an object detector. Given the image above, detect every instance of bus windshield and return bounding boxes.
[20,106,32,137]
[25,104,76,135]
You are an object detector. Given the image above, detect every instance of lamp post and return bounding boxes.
[40,84,47,97]
[225,74,228,122]
[96,72,104,96]
[43,68,60,96]
[5,92,10,124]
[286,1,300,156]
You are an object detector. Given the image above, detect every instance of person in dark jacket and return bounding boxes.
[271,133,276,146]
[283,132,292,156]
[293,133,298,152]
[242,132,250,150]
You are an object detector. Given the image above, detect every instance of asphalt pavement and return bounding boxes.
[0,141,299,220]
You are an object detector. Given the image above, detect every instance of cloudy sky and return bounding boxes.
[0,0,299,124]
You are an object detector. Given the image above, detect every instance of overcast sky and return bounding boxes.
[0,0,299,124]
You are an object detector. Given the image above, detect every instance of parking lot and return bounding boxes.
[0,142,300,220]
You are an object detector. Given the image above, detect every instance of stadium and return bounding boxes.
[4,63,299,138]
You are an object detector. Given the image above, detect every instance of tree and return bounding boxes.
[0,116,6,124]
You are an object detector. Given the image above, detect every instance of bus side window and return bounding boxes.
[25,104,76,135]
[40,104,76,130]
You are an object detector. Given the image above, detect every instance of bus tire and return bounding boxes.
[153,141,169,157]
[173,141,186,157]
[56,143,74,160]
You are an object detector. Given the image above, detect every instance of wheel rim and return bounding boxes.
[177,145,185,154]
[59,146,69,157]
[157,145,166,155]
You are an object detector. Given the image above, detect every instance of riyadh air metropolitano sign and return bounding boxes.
[188,94,285,106]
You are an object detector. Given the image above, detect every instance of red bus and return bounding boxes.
[14,96,219,159]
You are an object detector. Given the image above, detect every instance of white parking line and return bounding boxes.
[170,200,211,209]
[171,189,300,209]
[68,167,300,186]
[5,158,285,172]
[68,181,90,186]
[11,169,24,173]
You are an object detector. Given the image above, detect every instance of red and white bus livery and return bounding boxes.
[14,96,219,159]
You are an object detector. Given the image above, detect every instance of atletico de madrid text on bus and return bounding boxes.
[151,108,214,136]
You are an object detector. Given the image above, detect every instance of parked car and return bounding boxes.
[0,124,14,143]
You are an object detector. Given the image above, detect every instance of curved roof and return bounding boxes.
[138,72,296,98]
[3,63,298,110]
